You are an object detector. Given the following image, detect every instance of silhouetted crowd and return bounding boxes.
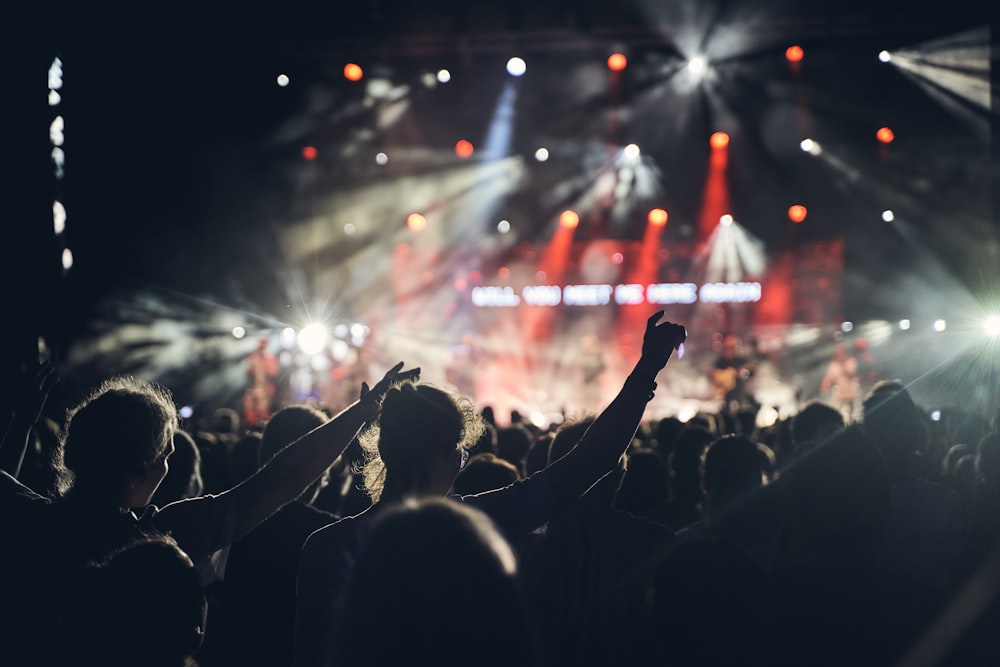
[3,315,999,666]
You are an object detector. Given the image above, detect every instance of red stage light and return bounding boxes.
[559,210,579,228]
[406,213,427,232]
[710,132,730,150]
[648,208,669,226]
[788,205,808,223]
[343,63,364,81]
[785,45,804,63]
[498,266,510,279]
[302,146,318,160]
[607,53,627,71]
[877,127,894,144]
[455,139,474,158]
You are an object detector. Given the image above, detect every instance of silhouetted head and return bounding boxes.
[791,400,845,454]
[259,404,330,503]
[333,497,542,667]
[702,434,767,513]
[862,380,928,475]
[58,377,178,508]
[357,381,485,502]
[668,424,716,500]
[547,416,596,465]
[59,535,207,667]
[452,453,522,495]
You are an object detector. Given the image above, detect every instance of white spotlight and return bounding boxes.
[983,315,1000,337]
[497,219,511,234]
[232,326,246,339]
[276,74,290,87]
[534,147,549,162]
[841,321,854,333]
[719,214,734,226]
[344,223,356,235]
[882,210,895,222]
[61,248,73,270]
[506,57,526,77]
[899,319,911,331]
[437,69,451,83]
[688,55,708,76]
[281,327,297,348]
[623,143,640,160]
[933,319,947,332]
[878,50,892,63]
[375,152,388,165]
[298,323,329,355]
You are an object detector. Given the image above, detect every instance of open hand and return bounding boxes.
[359,362,421,407]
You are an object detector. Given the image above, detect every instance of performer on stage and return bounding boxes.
[243,337,280,425]
[820,342,860,421]
[710,334,759,413]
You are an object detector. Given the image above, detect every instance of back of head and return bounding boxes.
[547,417,596,465]
[780,424,890,559]
[452,453,521,495]
[496,423,534,473]
[358,382,485,502]
[792,400,845,453]
[59,535,206,667]
[615,448,670,516]
[334,497,541,667]
[669,424,716,498]
[59,377,177,502]
[702,434,766,509]
[862,380,928,474]
[259,404,328,466]
[210,407,241,436]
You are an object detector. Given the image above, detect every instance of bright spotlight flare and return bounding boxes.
[984,315,1000,338]
[297,323,329,355]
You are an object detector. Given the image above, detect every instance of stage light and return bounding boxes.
[276,74,289,87]
[302,146,318,161]
[455,139,474,158]
[983,315,1000,337]
[877,127,895,144]
[344,223,356,235]
[344,63,364,81]
[934,319,947,332]
[648,208,668,226]
[611,252,624,265]
[534,147,549,161]
[710,132,730,150]
[899,319,911,330]
[560,210,579,228]
[788,205,807,223]
[232,326,246,339]
[841,321,854,332]
[179,406,194,419]
[785,45,804,63]
[497,219,511,233]
[506,57,526,77]
[498,266,510,279]
[375,152,388,165]
[623,143,640,160]
[298,323,329,356]
[407,213,427,232]
[437,69,451,83]
[608,53,627,71]
[48,90,61,106]
[882,210,895,222]
[799,138,822,155]
[333,324,349,339]
[281,327,298,348]
[931,410,941,422]
[720,214,733,226]
[61,248,73,270]
[688,55,708,77]
[878,50,892,63]
[53,200,66,235]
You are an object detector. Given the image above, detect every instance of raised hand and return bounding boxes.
[636,311,686,377]
[359,362,421,408]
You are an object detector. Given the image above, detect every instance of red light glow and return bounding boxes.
[607,53,627,71]
[455,139,474,158]
[710,132,730,150]
[788,205,808,223]
[648,208,669,226]
[785,45,804,63]
[344,63,363,81]
[559,210,579,228]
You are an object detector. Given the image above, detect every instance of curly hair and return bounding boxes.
[56,376,178,500]
[356,381,485,502]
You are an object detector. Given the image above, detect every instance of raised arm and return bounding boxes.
[221,362,418,540]
[544,312,685,510]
